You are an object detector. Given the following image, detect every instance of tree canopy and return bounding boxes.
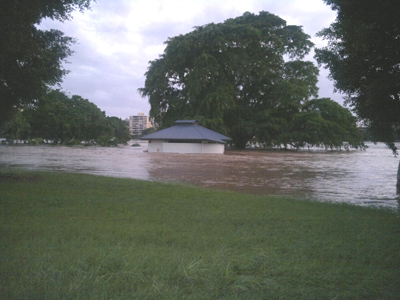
[0,0,94,127]
[315,0,400,153]
[140,11,363,149]
[285,98,364,150]
[1,90,130,146]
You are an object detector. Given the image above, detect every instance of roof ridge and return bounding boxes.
[141,120,231,143]
[192,123,205,139]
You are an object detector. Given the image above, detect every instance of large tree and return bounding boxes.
[140,11,363,150]
[0,0,93,127]
[314,0,400,193]
[139,11,320,148]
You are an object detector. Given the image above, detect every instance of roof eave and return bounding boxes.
[140,137,230,144]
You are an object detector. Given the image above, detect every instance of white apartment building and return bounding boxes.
[129,113,153,136]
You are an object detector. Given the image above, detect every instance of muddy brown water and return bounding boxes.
[1,141,399,211]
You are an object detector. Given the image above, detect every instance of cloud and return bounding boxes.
[39,0,341,119]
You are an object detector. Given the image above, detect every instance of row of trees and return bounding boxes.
[140,11,364,150]
[1,1,397,153]
[1,90,130,146]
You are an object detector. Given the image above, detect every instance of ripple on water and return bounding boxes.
[0,142,398,211]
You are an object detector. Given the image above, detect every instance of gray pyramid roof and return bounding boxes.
[141,120,231,144]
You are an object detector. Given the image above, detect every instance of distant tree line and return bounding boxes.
[0,90,130,146]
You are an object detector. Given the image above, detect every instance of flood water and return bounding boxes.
[1,141,399,211]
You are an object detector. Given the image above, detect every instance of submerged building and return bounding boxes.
[140,120,231,154]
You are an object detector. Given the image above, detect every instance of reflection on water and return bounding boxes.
[0,141,398,210]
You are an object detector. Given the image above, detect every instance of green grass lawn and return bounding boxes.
[1,169,399,299]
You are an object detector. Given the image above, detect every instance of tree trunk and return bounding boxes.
[397,159,400,196]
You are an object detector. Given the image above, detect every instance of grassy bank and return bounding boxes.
[1,170,399,299]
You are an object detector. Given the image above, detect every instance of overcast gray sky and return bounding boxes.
[39,0,340,119]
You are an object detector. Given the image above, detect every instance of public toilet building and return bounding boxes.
[140,120,231,154]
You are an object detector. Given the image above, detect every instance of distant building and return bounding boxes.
[129,113,153,136]
[140,120,231,154]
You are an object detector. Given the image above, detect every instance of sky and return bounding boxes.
[39,0,341,120]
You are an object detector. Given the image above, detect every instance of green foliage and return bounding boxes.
[140,12,316,133]
[287,98,365,150]
[315,0,400,153]
[0,0,94,127]
[24,90,109,143]
[1,170,399,299]
[0,112,31,142]
[140,11,362,150]
[2,90,130,145]
[106,117,131,144]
